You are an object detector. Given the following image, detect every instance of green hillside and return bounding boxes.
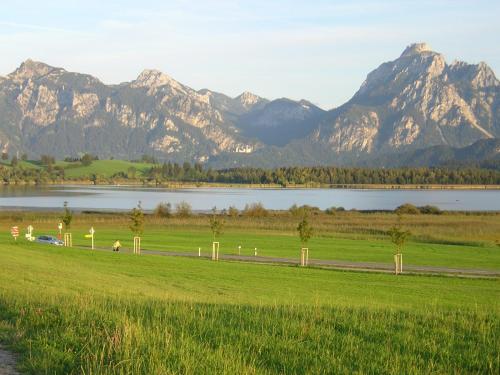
[0,160,41,170]
[60,160,152,179]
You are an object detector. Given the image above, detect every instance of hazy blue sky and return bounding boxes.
[1,0,499,109]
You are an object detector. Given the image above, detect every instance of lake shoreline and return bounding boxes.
[2,181,500,190]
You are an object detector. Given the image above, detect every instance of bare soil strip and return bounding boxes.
[0,346,19,375]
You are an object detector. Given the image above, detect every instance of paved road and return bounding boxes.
[79,245,500,278]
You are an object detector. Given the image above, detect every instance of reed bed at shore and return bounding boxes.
[2,209,499,245]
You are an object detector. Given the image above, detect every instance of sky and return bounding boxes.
[1,0,499,109]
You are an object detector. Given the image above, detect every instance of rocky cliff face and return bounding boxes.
[0,44,498,167]
[313,43,499,157]
[0,60,263,161]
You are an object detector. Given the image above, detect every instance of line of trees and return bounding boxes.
[147,163,500,185]
[1,159,500,185]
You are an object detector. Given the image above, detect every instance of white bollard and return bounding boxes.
[212,242,220,261]
[238,245,241,256]
[133,236,141,255]
[64,233,73,247]
[394,253,403,275]
[198,247,201,257]
[254,247,257,256]
[300,248,309,267]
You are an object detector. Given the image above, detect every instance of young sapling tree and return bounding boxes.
[387,213,411,254]
[129,201,145,237]
[297,213,313,246]
[209,206,225,241]
[61,201,73,231]
[297,213,313,266]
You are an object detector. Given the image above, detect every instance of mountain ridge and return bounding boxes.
[0,43,498,167]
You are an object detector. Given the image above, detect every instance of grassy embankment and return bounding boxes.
[0,238,499,374]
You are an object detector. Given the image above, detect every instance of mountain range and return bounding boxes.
[0,43,498,167]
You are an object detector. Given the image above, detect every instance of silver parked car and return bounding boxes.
[36,235,64,246]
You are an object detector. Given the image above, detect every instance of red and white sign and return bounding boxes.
[11,226,19,239]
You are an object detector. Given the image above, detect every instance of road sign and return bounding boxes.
[85,227,95,249]
[25,225,35,241]
[11,226,19,240]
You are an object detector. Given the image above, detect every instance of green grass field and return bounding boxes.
[1,212,499,271]
[0,211,499,373]
[0,160,41,170]
[0,241,498,374]
[1,159,152,179]
[57,160,152,179]
[3,226,499,271]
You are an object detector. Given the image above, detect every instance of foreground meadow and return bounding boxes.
[0,242,498,373]
[0,210,499,373]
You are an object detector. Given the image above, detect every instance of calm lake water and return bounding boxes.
[0,185,499,211]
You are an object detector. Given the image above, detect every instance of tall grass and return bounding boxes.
[1,292,498,374]
[2,210,499,245]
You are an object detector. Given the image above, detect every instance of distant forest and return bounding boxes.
[1,156,500,185]
[148,162,500,185]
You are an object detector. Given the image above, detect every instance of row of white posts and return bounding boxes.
[18,225,403,274]
[210,243,256,261]
[75,233,403,274]
[208,242,403,274]
[208,242,311,267]
[210,243,255,261]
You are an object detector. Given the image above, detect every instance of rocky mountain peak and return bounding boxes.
[400,42,433,57]
[448,60,499,88]
[236,91,263,109]
[473,62,499,88]
[357,42,449,99]
[8,59,62,83]
[132,69,183,90]
[298,99,319,109]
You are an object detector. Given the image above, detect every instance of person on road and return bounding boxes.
[113,240,121,252]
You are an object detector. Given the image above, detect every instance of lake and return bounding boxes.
[0,185,499,211]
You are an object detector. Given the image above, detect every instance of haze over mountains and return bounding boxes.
[0,43,498,168]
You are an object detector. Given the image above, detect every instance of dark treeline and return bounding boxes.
[440,159,500,171]
[0,165,66,184]
[1,159,500,185]
[148,162,500,185]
